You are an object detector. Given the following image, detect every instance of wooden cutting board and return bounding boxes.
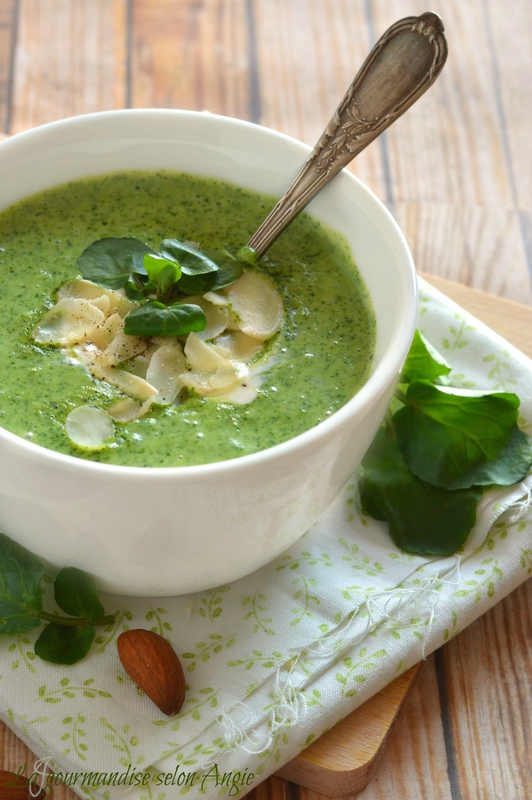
[0,262,531,798]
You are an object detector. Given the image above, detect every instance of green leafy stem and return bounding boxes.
[0,531,115,665]
[32,609,114,628]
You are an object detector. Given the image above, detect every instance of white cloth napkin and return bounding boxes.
[1,276,531,800]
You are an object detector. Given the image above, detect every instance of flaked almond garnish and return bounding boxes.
[97,319,147,366]
[33,298,105,345]
[128,353,151,379]
[94,365,158,401]
[74,343,158,401]
[146,342,186,405]
[227,270,283,340]
[91,294,110,314]
[89,312,122,350]
[203,290,230,307]
[151,336,180,348]
[65,406,114,450]
[58,279,135,318]
[181,332,239,395]
[58,279,108,301]
[186,295,230,340]
[36,258,286,447]
[108,397,153,422]
[214,330,262,363]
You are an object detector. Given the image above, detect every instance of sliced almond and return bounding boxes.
[108,397,153,422]
[152,336,180,348]
[65,406,114,450]
[186,296,230,340]
[113,295,137,319]
[98,319,148,366]
[89,312,122,350]
[181,332,239,395]
[203,290,230,307]
[128,353,151,379]
[214,330,262,363]
[90,294,110,314]
[146,342,186,405]
[227,270,283,340]
[58,279,135,317]
[58,279,109,302]
[74,343,158,401]
[94,366,158,401]
[33,298,105,345]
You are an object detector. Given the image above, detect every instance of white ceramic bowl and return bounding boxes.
[0,110,417,595]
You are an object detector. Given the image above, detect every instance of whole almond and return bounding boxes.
[0,769,45,799]
[117,629,186,716]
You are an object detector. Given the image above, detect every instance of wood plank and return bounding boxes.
[253,0,532,303]
[129,0,252,119]
[10,0,127,134]
[484,0,532,282]
[0,0,17,133]
[485,0,532,210]
[275,666,421,797]
[297,655,453,800]
[436,580,532,800]
[371,0,514,207]
[398,203,532,305]
[253,0,389,202]
[366,0,532,302]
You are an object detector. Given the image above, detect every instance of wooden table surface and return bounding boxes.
[0,2,531,798]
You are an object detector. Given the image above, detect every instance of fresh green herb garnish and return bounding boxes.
[359,427,483,555]
[77,237,154,290]
[124,300,208,337]
[393,381,523,490]
[358,330,532,555]
[0,532,114,664]
[77,236,245,337]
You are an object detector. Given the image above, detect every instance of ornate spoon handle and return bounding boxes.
[248,12,447,257]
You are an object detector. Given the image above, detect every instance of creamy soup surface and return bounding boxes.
[0,170,376,467]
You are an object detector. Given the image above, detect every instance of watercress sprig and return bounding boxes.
[77,236,248,337]
[358,330,532,556]
[0,532,115,664]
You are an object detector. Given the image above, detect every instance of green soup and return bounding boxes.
[0,171,375,467]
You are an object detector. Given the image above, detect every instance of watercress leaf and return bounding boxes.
[0,532,44,635]
[124,301,207,337]
[143,253,181,285]
[177,272,216,295]
[78,238,155,290]
[394,380,520,490]
[125,279,144,301]
[358,428,482,556]
[160,239,219,276]
[157,263,182,300]
[34,623,96,665]
[202,249,244,290]
[457,426,532,488]
[401,330,451,385]
[54,567,105,623]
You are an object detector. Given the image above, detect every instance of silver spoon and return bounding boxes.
[247,12,447,258]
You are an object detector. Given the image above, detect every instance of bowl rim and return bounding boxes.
[0,108,418,479]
